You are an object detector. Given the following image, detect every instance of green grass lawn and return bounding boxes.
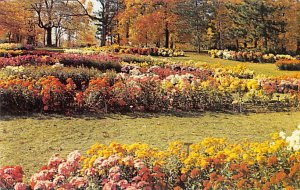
[162,53,300,76]
[1,112,299,180]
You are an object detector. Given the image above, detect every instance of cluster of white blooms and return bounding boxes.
[51,62,64,68]
[275,54,296,60]
[158,48,184,57]
[64,49,96,55]
[279,125,300,151]
[4,66,25,73]
[166,74,194,85]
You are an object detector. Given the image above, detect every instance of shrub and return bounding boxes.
[0,54,122,72]
[118,54,154,64]
[57,54,121,72]
[0,43,23,50]
[0,166,25,190]
[1,65,102,90]
[0,64,299,114]
[275,54,296,61]
[0,50,24,57]
[75,46,184,57]
[0,55,57,68]
[209,49,297,63]
[276,59,300,70]
[0,76,76,113]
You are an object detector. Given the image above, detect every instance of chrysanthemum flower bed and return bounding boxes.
[208,49,298,63]
[276,59,300,71]
[65,45,185,57]
[2,126,300,190]
[0,50,299,113]
[0,60,299,113]
[0,53,121,71]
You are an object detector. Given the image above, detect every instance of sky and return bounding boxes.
[90,0,101,11]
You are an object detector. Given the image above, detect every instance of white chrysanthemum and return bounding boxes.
[282,125,300,151]
[279,131,286,139]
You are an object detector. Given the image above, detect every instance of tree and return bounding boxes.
[116,0,179,48]
[279,0,300,53]
[176,0,213,52]
[30,0,91,46]
[225,0,287,51]
[0,0,36,43]
[76,0,121,46]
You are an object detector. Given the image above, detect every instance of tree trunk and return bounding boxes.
[296,39,300,54]
[125,20,130,43]
[101,27,106,46]
[43,30,46,47]
[46,27,52,47]
[236,39,239,50]
[156,39,160,48]
[165,23,169,48]
[263,27,268,49]
[216,32,221,49]
[117,33,120,45]
[197,35,201,53]
[7,32,11,42]
[67,31,72,47]
[145,34,148,47]
[263,36,268,49]
[55,29,58,47]
[254,38,258,48]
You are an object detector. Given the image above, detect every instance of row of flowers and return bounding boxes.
[276,59,300,71]
[0,50,53,58]
[0,43,34,51]
[0,50,24,57]
[0,53,121,71]
[2,125,300,190]
[0,63,258,93]
[0,68,299,113]
[208,49,299,63]
[0,50,257,79]
[65,46,185,57]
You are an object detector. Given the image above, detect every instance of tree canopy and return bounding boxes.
[0,0,299,53]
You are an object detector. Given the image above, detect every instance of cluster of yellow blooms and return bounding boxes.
[81,134,300,189]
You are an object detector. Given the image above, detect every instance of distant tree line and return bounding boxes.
[0,0,299,53]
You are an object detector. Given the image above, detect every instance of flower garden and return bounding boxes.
[0,44,299,115]
[208,50,300,71]
[2,125,300,190]
[2,0,300,188]
[0,42,300,190]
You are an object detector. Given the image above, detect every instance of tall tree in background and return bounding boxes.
[210,0,234,49]
[31,0,60,46]
[226,1,249,49]
[176,0,213,52]
[76,0,121,46]
[227,0,287,51]
[281,0,300,53]
[117,0,179,48]
[94,0,120,46]
[0,0,299,52]
[30,0,93,47]
[250,0,286,50]
[0,0,36,43]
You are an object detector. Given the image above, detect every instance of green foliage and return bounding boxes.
[226,0,287,50]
